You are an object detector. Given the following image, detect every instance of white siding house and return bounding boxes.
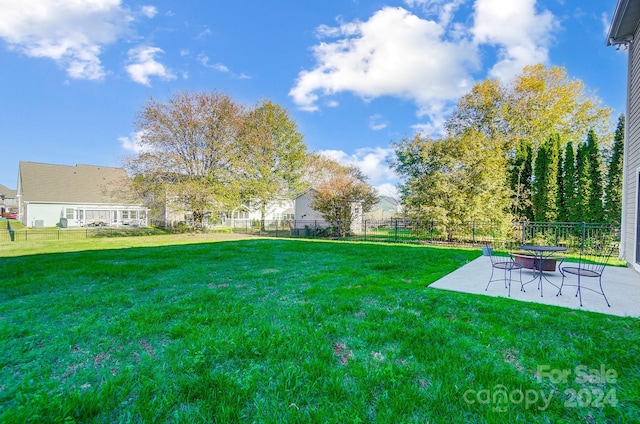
[608,0,640,271]
[0,184,17,216]
[17,161,148,228]
[293,188,364,234]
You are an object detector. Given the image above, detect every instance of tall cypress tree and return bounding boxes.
[556,136,566,221]
[533,134,560,221]
[562,142,578,222]
[586,129,604,222]
[605,115,625,223]
[509,139,534,221]
[576,141,591,222]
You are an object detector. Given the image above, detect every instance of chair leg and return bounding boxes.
[557,273,564,296]
[576,274,583,307]
[485,266,496,291]
[599,276,611,307]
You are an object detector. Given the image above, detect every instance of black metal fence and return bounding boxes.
[225,219,620,254]
[0,225,165,242]
[2,218,620,254]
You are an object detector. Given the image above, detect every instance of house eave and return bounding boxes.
[607,0,640,46]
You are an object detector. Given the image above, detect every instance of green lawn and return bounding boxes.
[1,235,638,423]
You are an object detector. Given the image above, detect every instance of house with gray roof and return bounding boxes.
[0,184,17,216]
[17,161,148,228]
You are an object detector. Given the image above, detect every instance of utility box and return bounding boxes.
[34,220,44,228]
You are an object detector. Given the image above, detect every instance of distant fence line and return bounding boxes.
[223,219,620,253]
[2,219,620,253]
[0,225,165,242]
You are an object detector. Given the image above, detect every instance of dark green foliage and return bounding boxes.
[509,139,534,221]
[555,135,566,222]
[533,134,560,221]
[576,141,591,222]
[605,115,625,223]
[586,129,605,222]
[562,142,578,222]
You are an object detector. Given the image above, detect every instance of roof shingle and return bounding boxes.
[19,162,129,203]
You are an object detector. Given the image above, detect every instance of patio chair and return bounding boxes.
[557,244,617,307]
[485,247,524,297]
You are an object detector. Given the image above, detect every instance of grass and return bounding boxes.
[0,234,639,423]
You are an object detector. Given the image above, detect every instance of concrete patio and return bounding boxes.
[430,256,640,318]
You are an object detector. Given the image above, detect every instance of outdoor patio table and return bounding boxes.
[518,245,567,297]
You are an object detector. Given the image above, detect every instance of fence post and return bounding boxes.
[364,219,367,242]
[395,218,398,243]
[472,220,476,246]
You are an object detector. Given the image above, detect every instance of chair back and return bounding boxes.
[577,241,618,275]
[486,245,509,266]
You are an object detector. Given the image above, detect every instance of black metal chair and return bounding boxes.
[485,247,524,297]
[557,244,617,307]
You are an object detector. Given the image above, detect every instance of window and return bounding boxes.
[122,210,129,219]
[65,208,74,219]
[130,210,137,219]
[234,210,248,219]
[78,210,84,220]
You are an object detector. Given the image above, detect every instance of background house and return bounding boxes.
[364,195,401,220]
[222,198,295,228]
[17,161,148,228]
[294,189,330,231]
[608,0,640,271]
[0,184,17,216]
[293,188,364,234]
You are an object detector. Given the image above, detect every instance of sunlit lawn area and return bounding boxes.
[1,234,639,423]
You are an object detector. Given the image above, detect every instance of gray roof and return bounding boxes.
[0,184,16,198]
[607,0,640,45]
[19,161,130,203]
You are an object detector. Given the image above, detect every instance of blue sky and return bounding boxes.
[0,0,628,196]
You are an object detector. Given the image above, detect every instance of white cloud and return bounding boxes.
[0,0,133,80]
[289,7,478,129]
[125,46,176,86]
[472,0,558,81]
[291,1,559,136]
[319,147,398,187]
[198,53,251,79]
[196,27,212,40]
[404,0,465,26]
[198,54,229,72]
[376,183,400,199]
[140,5,157,19]
[369,114,388,131]
[118,130,147,153]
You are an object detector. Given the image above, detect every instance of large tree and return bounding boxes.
[575,141,591,222]
[391,130,510,232]
[509,139,533,221]
[605,115,625,223]
[532,134,560,221]
[239,100,308,231]
[586,129,605,222]
[308,156,378,236]
[562,141,578,222]
[443,64,612,220]
[125,91,245,231]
